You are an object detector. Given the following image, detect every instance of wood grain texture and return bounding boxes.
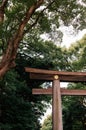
[52,79,63,130]
[25,67,86,82]
[32,88,86,95]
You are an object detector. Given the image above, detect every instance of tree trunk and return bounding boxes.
[0,0,44,79]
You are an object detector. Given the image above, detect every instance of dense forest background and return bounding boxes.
[0,0,86,130]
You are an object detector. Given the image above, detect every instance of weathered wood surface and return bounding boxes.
[52,79,63,130]
[25,67,86,82]
[32,88,86,95]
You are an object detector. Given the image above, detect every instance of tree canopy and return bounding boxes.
[0,0,86,78]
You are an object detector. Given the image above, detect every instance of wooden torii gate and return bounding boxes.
[25,67,86,130]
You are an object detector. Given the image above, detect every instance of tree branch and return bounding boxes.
[0,0,44,78]
[0,0,8,23]
[24,0,56,34]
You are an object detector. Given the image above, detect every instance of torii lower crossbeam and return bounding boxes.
[32,88,86,95]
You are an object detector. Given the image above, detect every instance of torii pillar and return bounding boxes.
[25,67,86,130]
[53,75,63,130]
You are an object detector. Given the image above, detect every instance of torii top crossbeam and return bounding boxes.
[25,67,86,82]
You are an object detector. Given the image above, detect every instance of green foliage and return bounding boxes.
[0,69,50,130]
[67,34,86,71]
[63,84,86,130]
[41,115,52,130]
[0,0,86,53]
[18,31,71,71]
[39,15,51,33]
